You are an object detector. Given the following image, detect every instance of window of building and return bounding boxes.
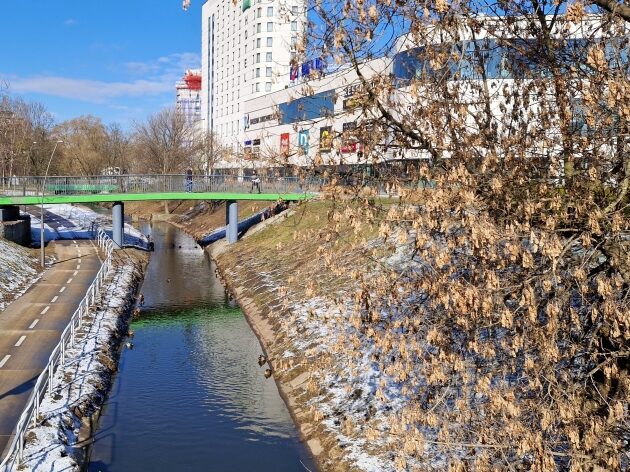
[256,38,261,48]
[256,52,261,63]
[256,68,260,77]
[265,82,271,92]
[278,90,336,124]
[257,7,261,17]
[290,36,297,49]
[266,66,272,77]
[266,52,272,62]
[266,22,273,32]
[266,37,273,47]
[291,21,297,31]
[267,6,273,16]
[292,5,298,14]
[256,23,261,33]
[255,82,260,92]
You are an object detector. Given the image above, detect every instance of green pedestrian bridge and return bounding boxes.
[0,174,318,245]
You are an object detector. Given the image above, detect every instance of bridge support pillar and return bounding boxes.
[112,201,124,248]
[0,205,20,222]
[226,200,238,244]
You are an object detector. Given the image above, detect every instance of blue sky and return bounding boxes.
[0,1,202,129]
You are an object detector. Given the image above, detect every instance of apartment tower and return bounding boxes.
[201,0,306,165]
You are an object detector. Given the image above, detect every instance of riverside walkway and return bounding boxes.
[0,240,101,461]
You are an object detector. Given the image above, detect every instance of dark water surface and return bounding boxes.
[88,223,315,472]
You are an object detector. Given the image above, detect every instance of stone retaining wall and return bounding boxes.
[0,217,31,246]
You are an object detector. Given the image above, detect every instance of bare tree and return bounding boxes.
[0,94,54,181]
[191,128,233,175]
[54,115,109,176]
[133,107,194,175]
[104,123,132,173]
[133,107,196,212]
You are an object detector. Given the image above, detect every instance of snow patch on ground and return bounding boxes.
[0,240,40,311]
[269,247,443,471]
[274,292,404,471]
[28,204,148,247]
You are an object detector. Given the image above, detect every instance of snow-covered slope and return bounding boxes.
[0,240,39,311]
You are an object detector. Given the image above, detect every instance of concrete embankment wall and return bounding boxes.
[0,217,31,246]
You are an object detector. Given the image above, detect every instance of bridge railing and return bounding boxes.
[0,229,114,471]
[0,174,323,198]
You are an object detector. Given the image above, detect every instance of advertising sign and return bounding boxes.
[298,130,309,154]
[319,126,332,152]
[280,133,290,155]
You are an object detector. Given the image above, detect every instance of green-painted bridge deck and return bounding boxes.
[0,192,312,205]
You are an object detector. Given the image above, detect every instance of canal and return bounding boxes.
[87,222,315,471]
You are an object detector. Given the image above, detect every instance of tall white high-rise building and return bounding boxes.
[176,69,202,128]
[201,0,306,165]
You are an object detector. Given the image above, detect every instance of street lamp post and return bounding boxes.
[40,140,63,268]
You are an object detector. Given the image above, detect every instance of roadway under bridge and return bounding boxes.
[0,174,316,245]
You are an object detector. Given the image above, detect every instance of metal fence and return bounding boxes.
[0,174,324,198]
[0,229,114,471]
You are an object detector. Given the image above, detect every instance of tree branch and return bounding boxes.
[590,0,630,22]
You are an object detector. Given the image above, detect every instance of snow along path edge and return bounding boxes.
[13,254,147,472]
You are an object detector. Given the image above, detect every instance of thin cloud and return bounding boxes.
[64,18,77,27]
[124,52,200,77]
[8,76,172,103]
[5,51,200,104]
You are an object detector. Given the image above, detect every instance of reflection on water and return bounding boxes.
[88,223,315,472]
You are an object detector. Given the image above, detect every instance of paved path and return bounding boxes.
[0,240,100,460]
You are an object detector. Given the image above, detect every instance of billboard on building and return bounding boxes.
[319,126,332,152]
[280,133,290,156]
[298,130,309,154]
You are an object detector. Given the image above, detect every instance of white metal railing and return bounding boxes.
[0,229,114,471]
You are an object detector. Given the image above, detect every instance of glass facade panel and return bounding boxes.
[278,90,336,125]
[392,38,628,86]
